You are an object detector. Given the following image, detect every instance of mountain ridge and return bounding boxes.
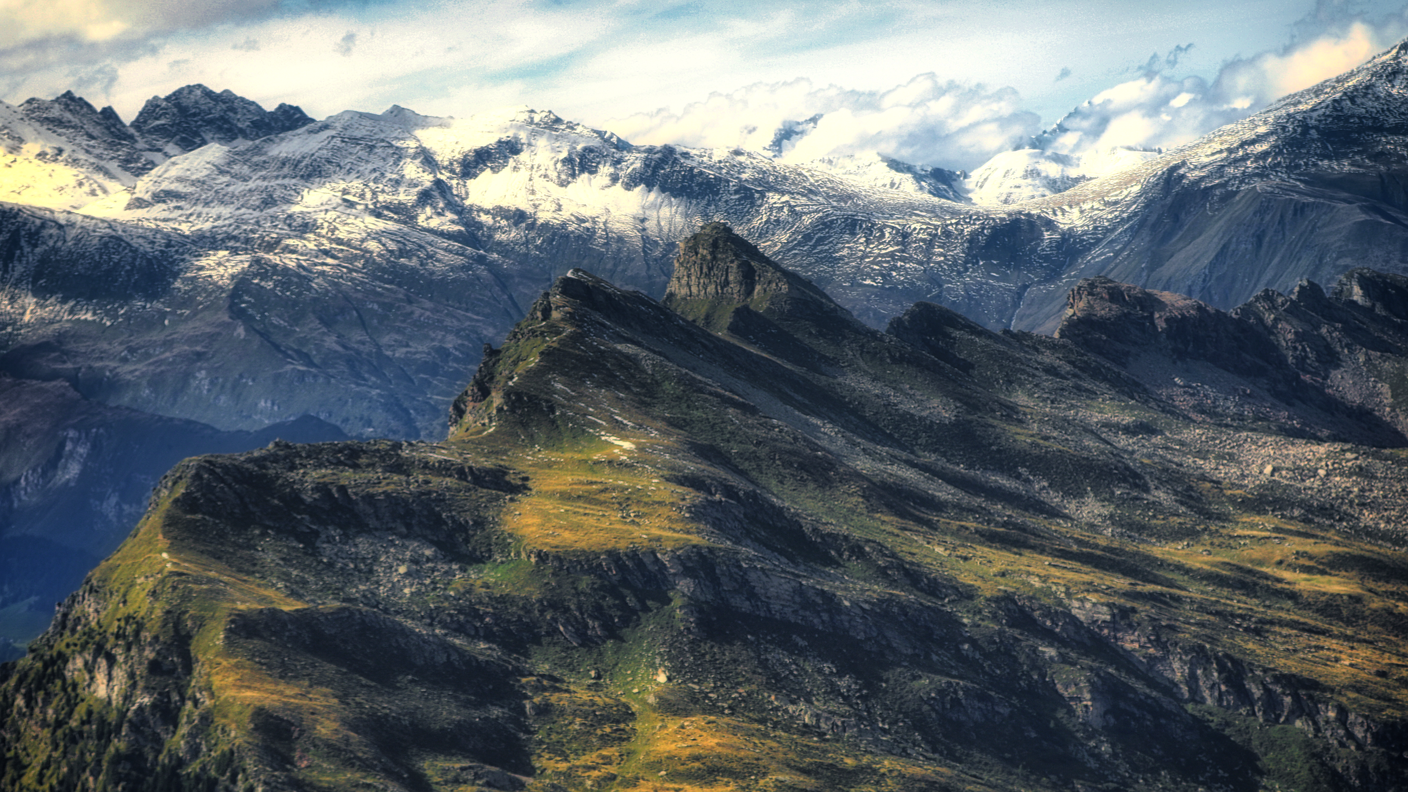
[0,83,313,211]
[8,38,1408,681]
[3,224,1406,792]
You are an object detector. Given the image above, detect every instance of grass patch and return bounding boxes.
[500,441,707,553]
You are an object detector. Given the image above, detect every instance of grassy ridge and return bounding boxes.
[4,239,1408,790]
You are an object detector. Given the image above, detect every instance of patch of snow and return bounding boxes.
[966,147,1159,206]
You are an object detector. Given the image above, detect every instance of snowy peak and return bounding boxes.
[376,104,452,130]
[131,84,314,155]
[94,101,648,233]
[0,95,147,210]
[1258,48,1408,132]
[803,152,967,202]
[18,91,136,150]
[455,106,631,151]
[94,94,973,241]
[13,90,150,178]
[966,147,1158,206]
[966,149,1082,205]
[1150,34,1408,183]
[269,102,314,134]
[0,84,316,212]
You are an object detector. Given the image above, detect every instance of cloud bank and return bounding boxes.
[0,0,281,48]
[0,1,615,122]
[608,75,1042,172]
[604,5,1408,173]
[1041,18,1400,156]
[0,0,1405,178]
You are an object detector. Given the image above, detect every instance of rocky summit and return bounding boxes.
[3,224,1407,792]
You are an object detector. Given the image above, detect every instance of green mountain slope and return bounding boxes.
[3,224,1407,792]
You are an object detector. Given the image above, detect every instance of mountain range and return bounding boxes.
[2,222,1407,791]
[4,38,1408,681]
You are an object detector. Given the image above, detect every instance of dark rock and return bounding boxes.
[664,221,849,323]
[1056,274,1408,445]
[16,91,151,177]
[131,84,314,154]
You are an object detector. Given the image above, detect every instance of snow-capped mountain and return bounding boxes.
[80,102,990,327]
[800,152,968,202]
[8,39,1408,436]
[8,37,1408,437]
[0,85,310,211]
[129,84,313,156]
[1002,38,1408,329]
[8,40,1408,650]
[964,146,1159,205]
[0,93,147,209]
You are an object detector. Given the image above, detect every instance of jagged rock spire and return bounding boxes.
[665,222,792,305]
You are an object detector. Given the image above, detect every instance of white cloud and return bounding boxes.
[1218,20,1389,103]
[606,74,1041,171]
[1,0,1406,179]
[0,1,623,121]
[1037,16,1408,157]
[1038,73,1227,155]
[0,0,280,48]
[578,3,1408,171]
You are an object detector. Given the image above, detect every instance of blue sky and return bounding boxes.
[4,0,1408,169]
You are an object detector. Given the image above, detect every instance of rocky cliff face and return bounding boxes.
[0,375,345,658]
[665,221,798,305]
[663,220,853,335]
[3,225,1405,792]
[1056,270,1408,445]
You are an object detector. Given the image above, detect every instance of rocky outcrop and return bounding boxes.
[1056,272,1408,446]
[1334,268,1408,323]
[1055,277,1258,367]
[666,222,830,308]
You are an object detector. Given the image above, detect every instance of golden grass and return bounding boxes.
[497,438,711,554]
[78,482,347,744]
[859,494,1408,724]
[533,681,978,792]
[206,655,343,726]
